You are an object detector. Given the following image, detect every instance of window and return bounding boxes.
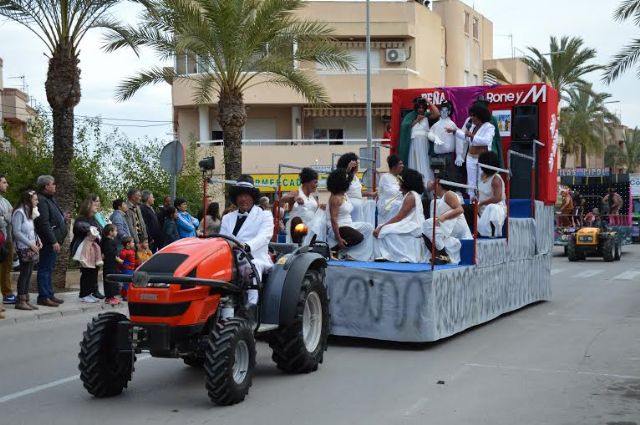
[211,130,224,141]
[316,48,379,73]
[313,128,344,144]
[473,17,479,39]
[464,12,470,34]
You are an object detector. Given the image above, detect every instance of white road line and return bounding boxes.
[550,268,566,276]
[463,363,640,380]
[612,271,640,281]
[0,354,151,404]
[574,269,604,279]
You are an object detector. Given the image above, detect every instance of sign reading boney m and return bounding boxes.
[486,84,548,104]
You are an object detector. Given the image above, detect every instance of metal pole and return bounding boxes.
[171,139,179,199]
[365,0,373,176]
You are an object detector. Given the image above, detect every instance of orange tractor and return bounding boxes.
[78,234,330,405]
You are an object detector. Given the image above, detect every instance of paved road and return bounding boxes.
[1,246,639,425]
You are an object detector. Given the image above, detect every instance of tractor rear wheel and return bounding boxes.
[567,239,582,262]
[268,269,329,374]
[204,318,255,405]
[602,237,615,262]
[614,239,622,261]
[78,312,134,397]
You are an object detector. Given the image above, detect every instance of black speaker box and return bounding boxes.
[511,104,538,141]
[509,141,538,199]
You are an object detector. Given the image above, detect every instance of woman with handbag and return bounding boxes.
[11,190,42,310]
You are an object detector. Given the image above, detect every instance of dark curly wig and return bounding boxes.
[400,168,425,195]
[327,168,351,194]
[299,167,319,184]
[387,154,402,169]
[336,152,358,170]
[478,151,499,176]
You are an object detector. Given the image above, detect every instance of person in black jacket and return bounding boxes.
[162,207,180,246]
[33,175,69,307]
[101,224,122,305]
[140,190,162,252]
[71,197,105,302]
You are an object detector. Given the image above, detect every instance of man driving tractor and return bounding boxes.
[219,175,275,321]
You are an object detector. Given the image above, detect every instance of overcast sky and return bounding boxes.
[0,0,637,142]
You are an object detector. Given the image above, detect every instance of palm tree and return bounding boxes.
[522,36,601,97]
[0,0,122,289]
[106,0,353,182]
[603,0,640,83]
[559,86,620,168]
[624,128,640,172]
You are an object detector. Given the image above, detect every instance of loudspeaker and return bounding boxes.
[511,104,538,141]
[509,141,538,199]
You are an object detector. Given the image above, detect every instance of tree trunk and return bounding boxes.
[218,89,246,186]
[44,41,81,289]
[580,146,587,168]
[560,150,568,169]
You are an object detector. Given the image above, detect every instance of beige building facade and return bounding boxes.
[0,58,36,149]
[173,0,535,177]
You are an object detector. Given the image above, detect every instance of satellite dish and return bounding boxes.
[160,141,185,174]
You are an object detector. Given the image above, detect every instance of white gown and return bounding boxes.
[285,188,327,244]
[346,175,364,222]
[377,173,403,225]
[375,191,427,263]
[408,118,434,186]
[422,191,472,265]
[327,195,374,261]
[477,174,507,237]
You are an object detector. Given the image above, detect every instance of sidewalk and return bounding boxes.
[1,270,125,327]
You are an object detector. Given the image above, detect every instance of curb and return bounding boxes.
[0,297,127,327]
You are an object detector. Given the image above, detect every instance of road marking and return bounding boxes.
[551,268,566,276]
[574,269,604,279]
[403,397,430,417]
[0,354,151,404]
[464,363,640,380]
[612,271,640,281]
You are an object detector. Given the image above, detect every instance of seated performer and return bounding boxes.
[477,152,507,237]
[326,168,374,261]
[336,152,376,223]
[281,167,326,244]
[219,175,274,316]
[373,168,427,263]
[446,104,496,199]
[377,155,404,225]
[423,177,472,265]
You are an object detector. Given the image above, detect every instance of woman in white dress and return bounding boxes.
[408,101,435,186]
[326,168,374,261]
[423,178,472,265]
[377,154,404,225]
[477,152,507,237]
[446,104,496,199]
[336,152,377,223]
[373,168,426,263]
[281,167,326,244]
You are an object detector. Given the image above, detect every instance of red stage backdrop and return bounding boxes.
[390,83,559,205]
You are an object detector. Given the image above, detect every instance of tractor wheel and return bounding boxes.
[602,237,615,262]
[567,239,582,262]
[614,239,622,261]
[204,318,255,405]
[182,355,205,368]
[268,269,329,374]
[78,312,134,397]
[563,245,568,256]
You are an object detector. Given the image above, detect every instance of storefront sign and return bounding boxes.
[252,172,364,192]
[630,173,640,197]
[558,168,611,177]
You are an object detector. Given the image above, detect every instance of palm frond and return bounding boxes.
[602,38,640,84]
[613,0,640,25]
[115,66,177,102]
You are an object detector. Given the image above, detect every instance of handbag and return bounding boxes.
[18,247,39,263]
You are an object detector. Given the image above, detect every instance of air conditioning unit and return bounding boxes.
[385,48,407,63]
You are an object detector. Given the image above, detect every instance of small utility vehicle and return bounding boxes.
[78,233,329,405]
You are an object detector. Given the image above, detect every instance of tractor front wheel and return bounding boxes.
[603,237,615,262]
[268,269,329,374]
[204,318,255,405]
[78,312,134,397]
[614,239,622,261]
[567,239,582,262]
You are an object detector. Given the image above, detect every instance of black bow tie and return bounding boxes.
[237,211,250,217]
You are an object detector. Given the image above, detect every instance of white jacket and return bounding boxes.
[220,206,274,273]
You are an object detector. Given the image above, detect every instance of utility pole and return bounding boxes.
[365,0,373,184]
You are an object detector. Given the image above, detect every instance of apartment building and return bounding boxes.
[172,0,533,175]
[0,58,36,149]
